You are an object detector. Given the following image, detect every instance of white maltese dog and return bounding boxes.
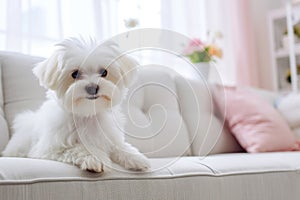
[2,38,150,173]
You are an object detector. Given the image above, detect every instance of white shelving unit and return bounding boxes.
[268,1,300,93]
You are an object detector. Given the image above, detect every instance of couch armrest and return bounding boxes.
[0,62,9,151]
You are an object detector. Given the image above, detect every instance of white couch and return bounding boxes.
[0,51,300,200]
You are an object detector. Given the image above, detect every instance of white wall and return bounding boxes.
[249,0,283,90]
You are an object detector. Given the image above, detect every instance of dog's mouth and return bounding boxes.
[86,96,99,100]
[86,95,111,101]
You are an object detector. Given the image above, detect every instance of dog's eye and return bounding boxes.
[71,70,81,79]
[99,68,108,77]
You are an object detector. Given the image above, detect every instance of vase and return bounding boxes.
[193,62,210,79]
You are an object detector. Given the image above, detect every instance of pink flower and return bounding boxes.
[183,33,223,63]
[189,38,204,47]
[183,38,205,55]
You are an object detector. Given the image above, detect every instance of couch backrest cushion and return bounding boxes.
[123,66,192,157]
[0,52,46,136]
[173,75,243,156]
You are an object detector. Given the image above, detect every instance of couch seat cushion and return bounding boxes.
[1,152,300,200]
[1,152,300,182]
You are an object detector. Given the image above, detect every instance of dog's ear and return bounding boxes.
[117,55,138,87]
[33,52,62,90]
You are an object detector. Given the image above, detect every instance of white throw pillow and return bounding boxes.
[276,93,300,129]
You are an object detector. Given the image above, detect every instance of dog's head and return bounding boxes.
[33,37,137,117]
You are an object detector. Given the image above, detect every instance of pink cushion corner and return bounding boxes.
[213,85,300,153]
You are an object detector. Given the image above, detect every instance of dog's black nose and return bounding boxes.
[85,84,99,95]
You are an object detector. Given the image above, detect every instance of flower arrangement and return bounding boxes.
[183,32,223,63]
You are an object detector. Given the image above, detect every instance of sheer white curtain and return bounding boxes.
[161,0,207,39]
[2,0,237,82]
[0,0,161,56]
[2,0,238,83]
[0,0,207,55]
[205,0,260,86]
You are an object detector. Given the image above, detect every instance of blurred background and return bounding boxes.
[0,0,298,90]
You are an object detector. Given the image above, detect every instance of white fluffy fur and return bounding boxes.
[2,38,150,173]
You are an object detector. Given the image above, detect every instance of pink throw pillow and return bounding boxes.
[213,85,300,153]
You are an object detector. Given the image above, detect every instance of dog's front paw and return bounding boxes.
[79,155,109,173]
[124,154,151,171]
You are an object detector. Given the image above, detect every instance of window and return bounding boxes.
[0,0,207,56]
